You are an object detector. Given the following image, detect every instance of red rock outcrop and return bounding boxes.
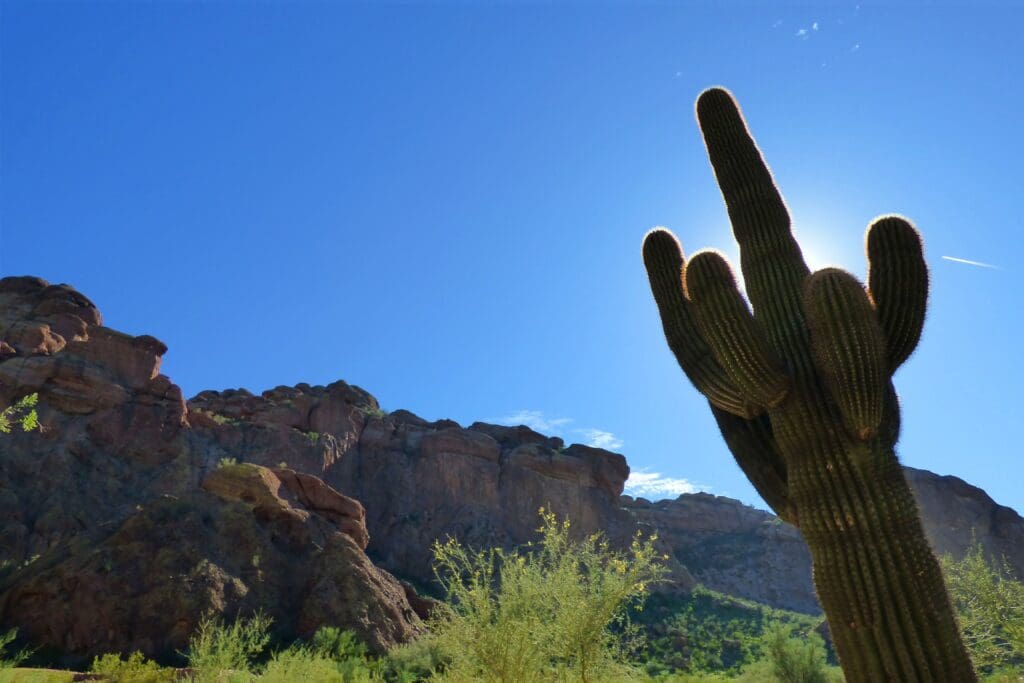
[186,390,691,591]
[0,277,421,666]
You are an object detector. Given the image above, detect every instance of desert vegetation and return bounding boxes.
[0,393,38,435]
[1,512,1023,681]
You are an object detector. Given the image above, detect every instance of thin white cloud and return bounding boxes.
[796,28,808,38]
[812,21,819,31]
[489,410,572,433]
[577,429,624,451]
[941,255,1001,270]
[488,411,624,452]
[851,43,861,52]
[772,19,783,28]
[625,469,707,499]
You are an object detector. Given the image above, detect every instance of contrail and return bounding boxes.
[941,255,1000,270]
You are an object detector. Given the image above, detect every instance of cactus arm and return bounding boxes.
[880,381,901,448]
[694,88,811,359]
[866,216,929,373]
[684,250,790,409]
[643,229,758,418]
[710,406,792,522]
[804,268,887,441]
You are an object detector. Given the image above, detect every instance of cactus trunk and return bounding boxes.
[780,392,975,680]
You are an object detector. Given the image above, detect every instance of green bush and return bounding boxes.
[307,627,384,681]
[89,651,175,683]
[379,638,446,682]
[257,646,345,683]
[183,611,272,682]
[755,623,838,683]
[0,394,39,435]
[428,509,666,682]
[943,542,1024,675]
[0,629,30,669]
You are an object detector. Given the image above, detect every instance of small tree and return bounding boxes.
[758,623,835,683]
[428,510,666,682]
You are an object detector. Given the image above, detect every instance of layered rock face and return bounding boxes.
[0,277,422,665]
[624,493,818,613]
[624,468,1024,615]
[187,390,693,590]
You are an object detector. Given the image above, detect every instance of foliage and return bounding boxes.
[89,651,176,682]
[942,542,1024,674]
[217,457,239,469]
[182,611,272,681]
[0,629,30,670]
[378,639,446,682]
[257,646,345,683]
[636,587,833,676]
[193,409,235,426]
[756,623,838,683]
[0,394,39,435]
[358,405,387,419]
[427,509,666,682]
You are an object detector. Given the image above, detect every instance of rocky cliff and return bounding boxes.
[0,277,423,665]
[186,387,693,591]
[2,276,1022,666]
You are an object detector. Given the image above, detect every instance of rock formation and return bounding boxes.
[0,277,422,666]
[2,275,1021,667]
[188,385,688,590]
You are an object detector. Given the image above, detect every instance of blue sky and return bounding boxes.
[3,3,1022,515]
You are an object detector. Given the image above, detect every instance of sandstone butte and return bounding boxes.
[1,275,1022,667]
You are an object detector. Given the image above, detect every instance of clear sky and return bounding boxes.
[3,3,1022,515]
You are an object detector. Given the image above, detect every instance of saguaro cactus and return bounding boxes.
[643,87,976,681]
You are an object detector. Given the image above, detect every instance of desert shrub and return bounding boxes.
[379,638,446,682]
[427,509,666,682]
[257,646,345,682]
[89,651,176,683]
[311,627,367,663]
[0,629,30,669]
[305,627,387,681]
[357,405,387,419]
[943,542,1024,675]
[183,611,272,681]
[754,623,839,683]
[0,393,39,435]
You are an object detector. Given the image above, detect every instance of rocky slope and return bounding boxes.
[622,467,1024,615]
[2,275,1022,665]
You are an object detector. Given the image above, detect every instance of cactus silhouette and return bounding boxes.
[643,88,976,681]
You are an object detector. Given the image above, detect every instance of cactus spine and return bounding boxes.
[643,88,975,681]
